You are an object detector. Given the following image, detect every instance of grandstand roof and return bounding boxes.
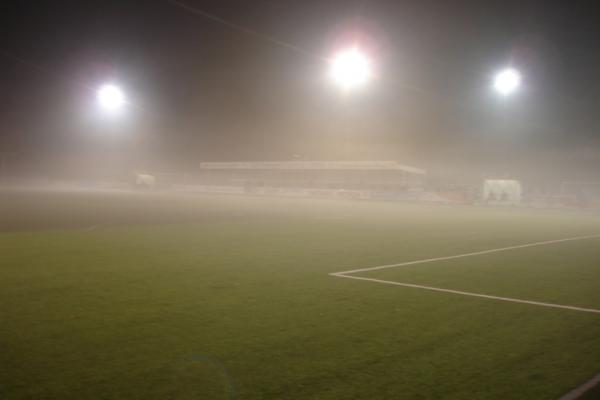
[200,161,426,174]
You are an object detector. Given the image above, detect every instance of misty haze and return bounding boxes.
[1,1,600,399]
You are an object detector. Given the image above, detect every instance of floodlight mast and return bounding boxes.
[328,46,373,161]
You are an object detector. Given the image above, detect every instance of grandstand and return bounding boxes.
[196,161,428,199]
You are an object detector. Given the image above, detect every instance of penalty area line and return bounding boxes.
[330,273,600,314]
[558,373,600,400]
[332,234,600,276]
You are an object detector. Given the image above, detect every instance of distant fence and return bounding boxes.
[183,184,452,203]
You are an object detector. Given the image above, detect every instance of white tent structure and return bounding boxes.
[482,179,522,205]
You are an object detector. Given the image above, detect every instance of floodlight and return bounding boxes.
[329,47,372,91]
[97,84,126,111]
[493,68,521,96]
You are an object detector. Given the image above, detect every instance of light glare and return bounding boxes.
[97,84,126,111]
[493,68,521,96]
[329,47,372,91]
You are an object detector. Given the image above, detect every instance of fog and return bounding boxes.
[1,0,599,206]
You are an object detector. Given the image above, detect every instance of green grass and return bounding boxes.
[1,187,599,399]
[359,241,600,308]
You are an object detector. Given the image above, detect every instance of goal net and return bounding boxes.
[482,179,522,206]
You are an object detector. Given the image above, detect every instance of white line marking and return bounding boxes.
[558,373,600,400]
[330,234,600,314]
[332,234,600,276]
[331,274,600,314]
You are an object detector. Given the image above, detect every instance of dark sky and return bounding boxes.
[1,0,599,178]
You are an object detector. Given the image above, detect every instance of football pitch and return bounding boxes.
[1,187,600,399]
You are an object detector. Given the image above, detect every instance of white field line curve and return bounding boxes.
[331,274,600,314]
[558,373,600,400]
[331,234,600,276]
[330,234,600,315]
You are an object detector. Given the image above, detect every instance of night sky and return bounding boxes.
[1,0,599,178]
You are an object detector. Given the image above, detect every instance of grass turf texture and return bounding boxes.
[1,187,599,399]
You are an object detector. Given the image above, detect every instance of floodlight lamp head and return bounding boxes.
[493,68,521,96]
[329,47,372,91]
[97,83,126,112]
